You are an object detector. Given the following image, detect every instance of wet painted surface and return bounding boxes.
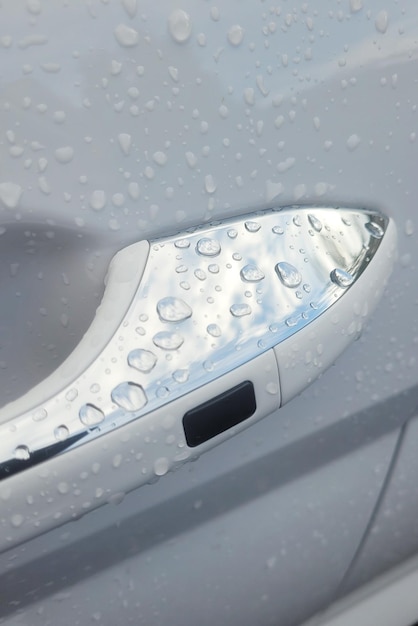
[0,1,417,625]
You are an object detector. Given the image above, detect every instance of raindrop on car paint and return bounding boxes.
[275,262,302,288]
[232,252,242,261]
[79,404,105,427]
[168,9,192,43]
[117,133,132,155]
[375,10,389,34]
[54,146,74,164]
[154,457,169,476]
[292,215,302,227]
[230,303,252,317]
[196,237,221,256]
[227,25,244,46]
[204,174,217,194]
[153,331,184,350]
[11,514,24,528]
[89,190,107,211]
[207,323,222,337]
[227,229,238,239]
[114,23,139,47]
[157,297,192,322]
[350,0,363,12]
[330,268,354,288]
[240,264,264,282]
[122,0,137,18]
[111,382,147,411]
[365,221,384,239]
[308,214,323,232]
[0,182,23,208]
[128,349,157,373]
[14,445,30,461]
[208,263,219,273]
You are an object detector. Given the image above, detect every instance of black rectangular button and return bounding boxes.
[183,381,256,447]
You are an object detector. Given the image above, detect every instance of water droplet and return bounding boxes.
[180,281,190,290]
[375,10,389,34]
[208,263,219,273]
[54,146,74,164]
[240,264,265,282]
[173,369,189,383]
[153,151,167,166]
[122,0,137,18]
[405,219,414,236]
[204,174,217,194]
[157,297,192,322]
[194,268,206,280]
[308,214,322,232]
[114,23,139,47]
[342,216,352,227]
[79,404,105,427]
[65,388,78,402]
[117,133,132,155]
[266,382,278,395]
[32,407,47,422]
[54,425,69,442]
[230,303,252,317]
[330,268,354,288]
[156,386,170,398]
[11,513,24,528]
[128,349,157,373]
[227,24,244,46]
[153,331,184,350]
[14,445,30,461]
[176,264,188,273]
[174,238,190,249]
[90,190,107,211]
[292,215,302,227]
[111,382,147,411]
[227,228,237,239]
[275,262,302,288]
[285,316,299,327]
[203,360,214,372]
[196,237,221,256]
[347,134,361,151]
[232,252,242,261]
[350,0,363,12]
[207,323,221,337]
[0,182,23,209]
[272,225,284,235]
[168,9,192,43]
[154,457,169,476]
[245,221,261,232]
[185,151,197,168]
[365,221,384,239]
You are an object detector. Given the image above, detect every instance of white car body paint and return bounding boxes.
[0,1,417,625]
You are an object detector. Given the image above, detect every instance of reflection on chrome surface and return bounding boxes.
[0,207,389,478]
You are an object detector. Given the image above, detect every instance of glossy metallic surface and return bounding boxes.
[0,206,388,479]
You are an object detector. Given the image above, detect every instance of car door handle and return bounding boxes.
[0,206,396,549]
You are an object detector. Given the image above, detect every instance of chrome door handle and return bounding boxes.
[0,206,396,550]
